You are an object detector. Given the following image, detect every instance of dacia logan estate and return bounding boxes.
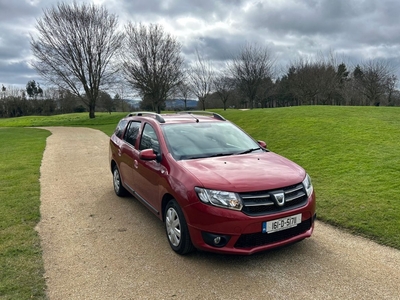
[109,111,316,255]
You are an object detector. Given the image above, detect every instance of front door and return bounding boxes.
[134,123,163,213]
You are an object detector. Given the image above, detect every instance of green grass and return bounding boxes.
[0,128,50,299]
[214,106,400,248]
[0,106,399,298]
[0,112,127,137]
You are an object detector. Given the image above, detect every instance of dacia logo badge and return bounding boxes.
[273,192,285,206]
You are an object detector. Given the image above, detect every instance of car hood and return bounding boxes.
[177,152,305,192]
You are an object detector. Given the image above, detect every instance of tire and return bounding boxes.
[165,200,195,255]
[113,164,127,197]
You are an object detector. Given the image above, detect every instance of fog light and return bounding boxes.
[202,232,231,248]
[214,237,221,244]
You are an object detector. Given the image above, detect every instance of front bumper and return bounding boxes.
[184,192,316,255]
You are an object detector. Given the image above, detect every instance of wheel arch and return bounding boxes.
[161,193,175,222]
[110,159,117,174]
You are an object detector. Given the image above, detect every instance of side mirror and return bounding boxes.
[139,149,157,161]
[258,140,267,149]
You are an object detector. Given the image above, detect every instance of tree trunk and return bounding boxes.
[155,103,161,114]
[199,97,206,111]
[89,102,96,118]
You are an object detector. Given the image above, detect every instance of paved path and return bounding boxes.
[36,127,400,300]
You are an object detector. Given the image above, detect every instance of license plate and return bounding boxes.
[262,214,302,233]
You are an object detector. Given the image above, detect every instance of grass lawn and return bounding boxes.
[0,128,50,299]
[0,112,127,137]
[215,106,400,248]
[0,106,399,298]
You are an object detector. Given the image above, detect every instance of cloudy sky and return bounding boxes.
[1,0,400,89]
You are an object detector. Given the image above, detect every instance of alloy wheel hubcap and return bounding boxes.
[166,207,181,247]
[113,169,120,192]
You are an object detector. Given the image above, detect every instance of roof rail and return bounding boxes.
[127,111,165,123]
[176,111,226,121]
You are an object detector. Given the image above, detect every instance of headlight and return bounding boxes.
[195,187,243,211]
[302,173,313,197]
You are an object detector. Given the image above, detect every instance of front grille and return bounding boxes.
[234,218,312,248]
[240,183,308,216]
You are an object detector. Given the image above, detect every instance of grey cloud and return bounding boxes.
[117,0,244,22]
[2,0,400,87]
[252,0,400,45]
[183,35,248,61]
[239,0,353,36]
[0,35,30,61]
[0,61,36,86]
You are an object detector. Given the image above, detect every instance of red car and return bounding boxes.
[109,111,316,255]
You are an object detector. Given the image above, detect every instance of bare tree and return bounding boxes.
[30,2,123,118]
[120,23,184,113]
[354,60,396,106]
[386,74,398,106]
[256,77,276,108]
[228,43,275,109]
[285,56,342,105]
[187,50,215,111]
[213,74,234,110]
[111,78,135,112]
[175,77,194,109]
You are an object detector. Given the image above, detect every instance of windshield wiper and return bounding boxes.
[183,152,234,160]
[236,148,261,155]
[207,152,235,158]
[183,155,209,160]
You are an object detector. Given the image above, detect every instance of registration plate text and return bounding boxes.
[262,213,302,233]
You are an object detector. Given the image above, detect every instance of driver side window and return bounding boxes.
[139,124,160,154]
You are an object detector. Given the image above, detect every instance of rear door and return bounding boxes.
[119,120,141,190]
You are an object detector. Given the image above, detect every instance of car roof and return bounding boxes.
[125,111,226,125]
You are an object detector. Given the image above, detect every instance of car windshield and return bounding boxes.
[162,122,264,160]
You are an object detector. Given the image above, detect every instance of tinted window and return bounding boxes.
[124,121,141,147]
[139,124,160,154]
[114,119,128,139]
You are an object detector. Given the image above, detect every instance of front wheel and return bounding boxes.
[113,164,127,196]
[165,200,195,255]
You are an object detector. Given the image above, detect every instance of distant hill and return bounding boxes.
[123,99,198,110]
[123,99,141,109]
[165,99,198,109]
